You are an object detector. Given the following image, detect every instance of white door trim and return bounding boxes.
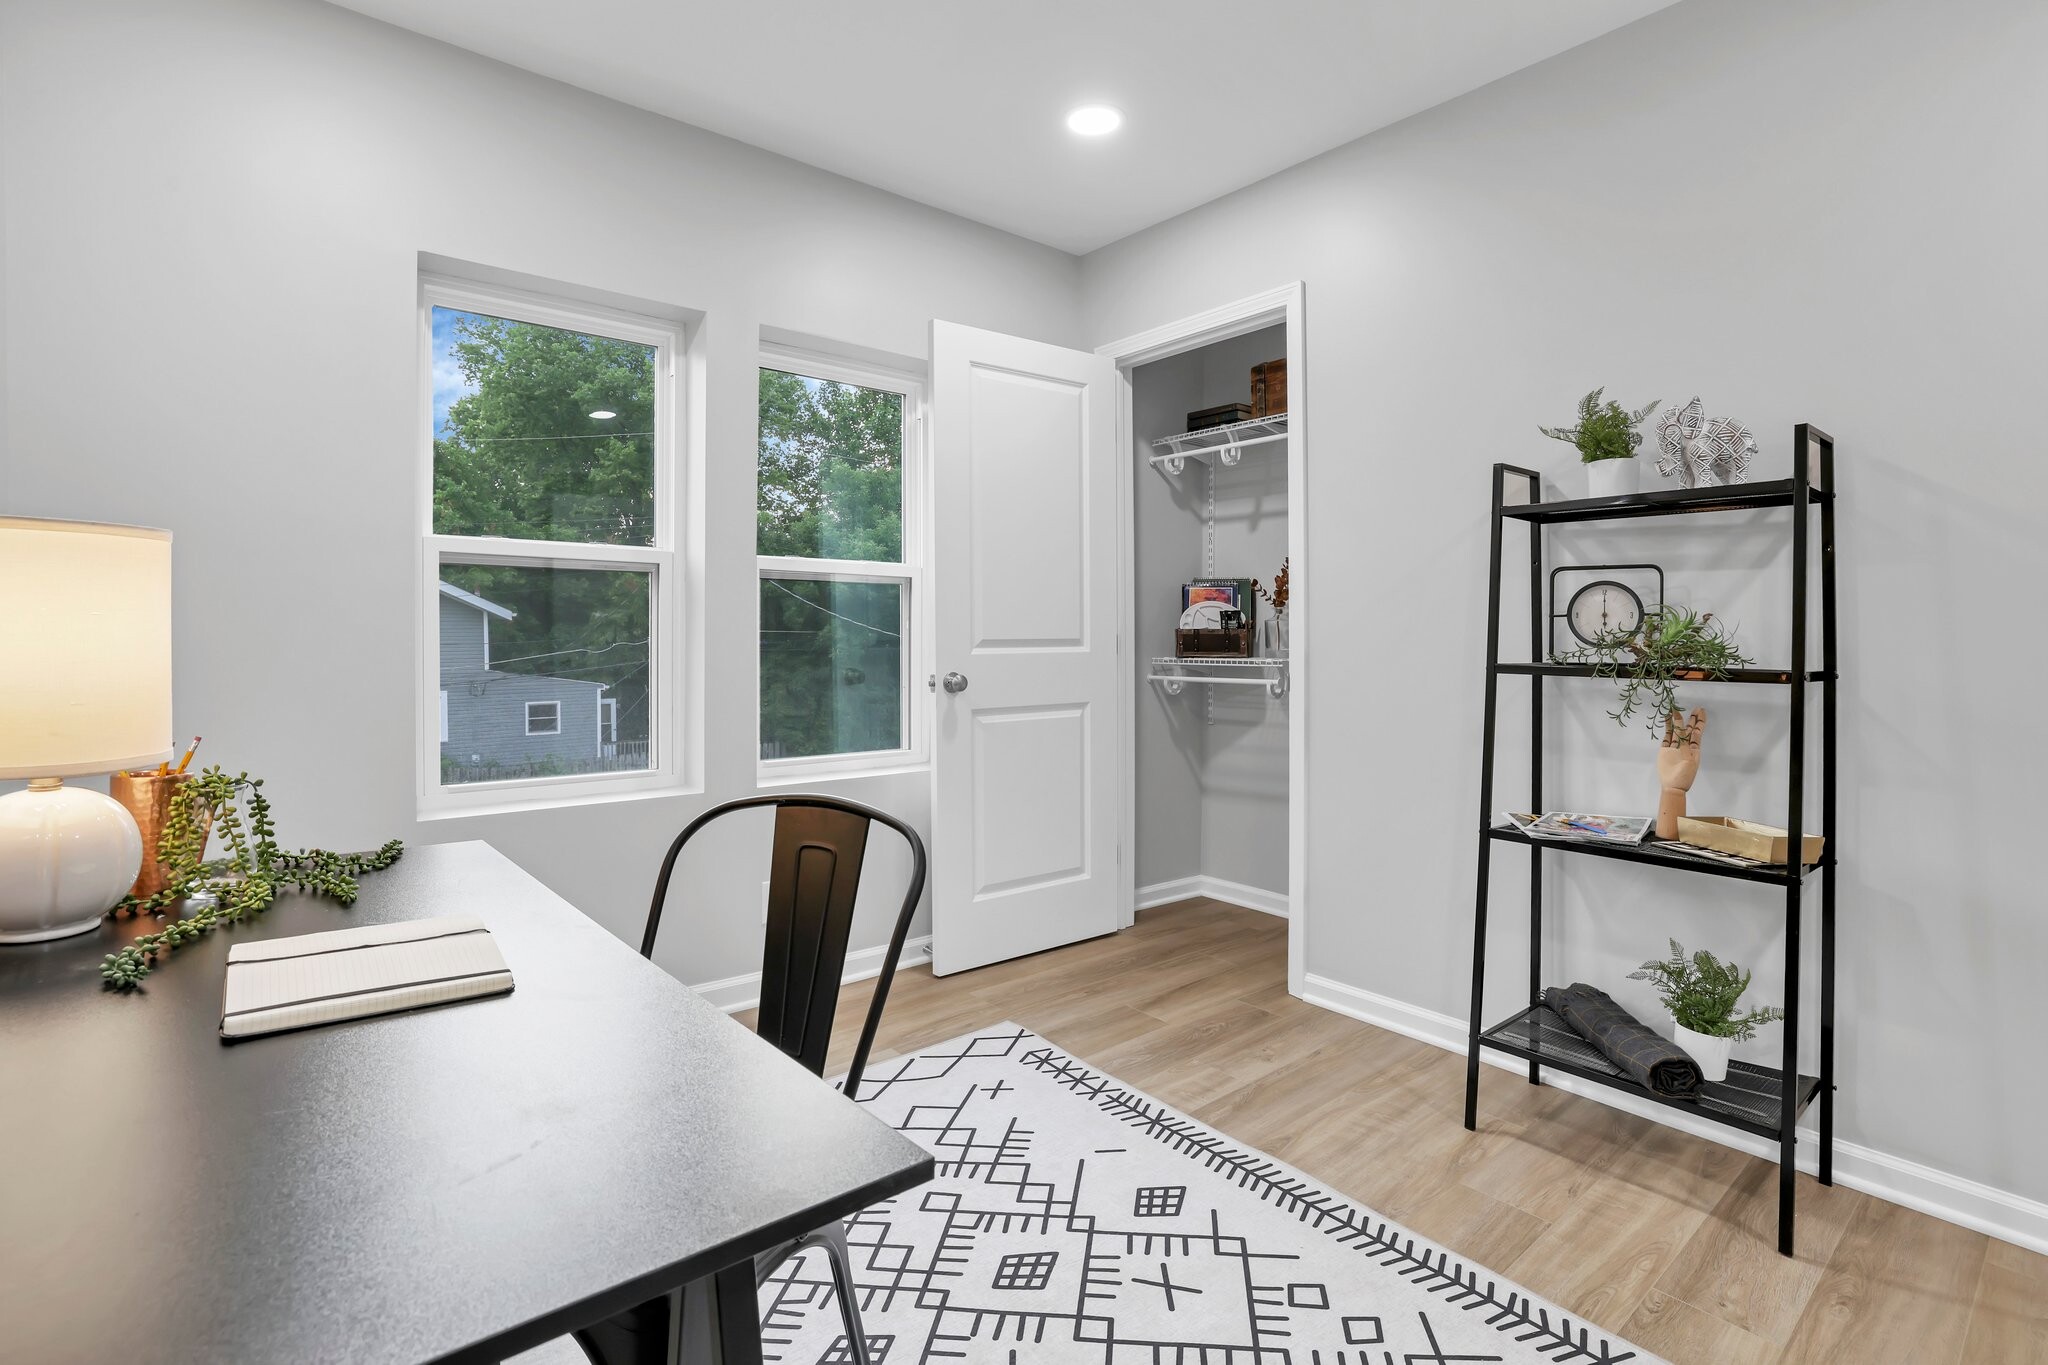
[1096,281,1309,1000]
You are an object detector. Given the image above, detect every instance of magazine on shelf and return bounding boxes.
[1504,811,1653,845]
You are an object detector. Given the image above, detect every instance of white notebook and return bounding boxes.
[221,913,513,1040]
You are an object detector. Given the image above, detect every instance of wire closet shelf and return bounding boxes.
[1147,655,1288,698]
[1149,414,1288,474]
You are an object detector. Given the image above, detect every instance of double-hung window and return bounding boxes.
[421,275,679,807]
[757,347,925,776]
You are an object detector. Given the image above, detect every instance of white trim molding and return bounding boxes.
[1099,281,1309,1001]
[692,934,933,1015]
[416,268,696,818]
[1138,876,1288,919]
[754,341,930,784]
[1299,972,2048,1258]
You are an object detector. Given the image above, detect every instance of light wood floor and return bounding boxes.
[784,898,2048,1365]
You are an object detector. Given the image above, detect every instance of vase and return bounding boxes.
[1585,457,1639,499]
[1673,1021,1733,1083]
[109,770,211,900]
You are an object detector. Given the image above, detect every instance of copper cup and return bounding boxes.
[110,771,212,900]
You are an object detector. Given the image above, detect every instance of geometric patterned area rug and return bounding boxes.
[761,1024,1662,1365]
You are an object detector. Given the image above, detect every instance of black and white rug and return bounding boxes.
[763,1024,1660,1365]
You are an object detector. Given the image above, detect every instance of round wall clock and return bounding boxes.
[1566,579,1644,645]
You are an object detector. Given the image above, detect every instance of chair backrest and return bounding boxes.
[640,794,927,1099]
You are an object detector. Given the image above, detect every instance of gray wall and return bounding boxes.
[1130,349,1206,890]
[0,0,1083,993]
[1085,0,2048,1207]
[1192,327,1289,898]
[1131,326,1290,900]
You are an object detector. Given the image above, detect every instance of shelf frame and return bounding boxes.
[1483,824,1822,886]
[1498,477,1828,524]
[1478,1005,1822,1141]
[1464,428,1839,1259]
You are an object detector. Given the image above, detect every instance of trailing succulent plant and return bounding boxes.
[1538,387,1661,464]
[1629,939,1783,1041]
[100,766,403,989]
[1554,604,1753,732]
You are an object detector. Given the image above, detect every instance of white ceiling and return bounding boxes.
[328,0,1679,254]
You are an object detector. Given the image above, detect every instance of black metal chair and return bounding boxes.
[626,794,926,1365]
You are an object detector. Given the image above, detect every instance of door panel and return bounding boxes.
[971,704,1089,896]
[967,367,1087,649]
[932,321,1120,975]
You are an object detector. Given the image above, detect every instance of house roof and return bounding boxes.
[438,580,517,621]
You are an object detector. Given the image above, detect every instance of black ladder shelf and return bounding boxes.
[1464,428,1838,1258]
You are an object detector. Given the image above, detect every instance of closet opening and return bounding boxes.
[1106,285,1306,997]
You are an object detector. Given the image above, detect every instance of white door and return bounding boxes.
[929,321,1121,975]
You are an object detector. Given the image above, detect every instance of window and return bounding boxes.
[422,275,679,806]
[757,348,924,774]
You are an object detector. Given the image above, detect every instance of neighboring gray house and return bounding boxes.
[439,581,610,776]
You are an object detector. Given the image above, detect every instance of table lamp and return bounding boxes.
[0,517,174,943]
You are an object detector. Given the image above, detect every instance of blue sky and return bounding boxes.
[431,306,484,437]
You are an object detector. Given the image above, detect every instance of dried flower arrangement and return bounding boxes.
[1253,557,1290,616]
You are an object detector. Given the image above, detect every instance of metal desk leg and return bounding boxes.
[573,1261,762,1365]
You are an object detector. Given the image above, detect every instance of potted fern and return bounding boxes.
[1628,939,1784,1082]
[1539,388,1661,498]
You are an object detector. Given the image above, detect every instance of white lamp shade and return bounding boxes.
[0,517,174,779]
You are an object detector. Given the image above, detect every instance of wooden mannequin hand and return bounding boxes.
[1656,707,1706,838]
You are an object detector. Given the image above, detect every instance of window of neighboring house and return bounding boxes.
[599,697,619,750]
[423,274,679,804]
[757,347,924,775]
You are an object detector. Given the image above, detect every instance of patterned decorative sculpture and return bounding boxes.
[1656,396,1757,488]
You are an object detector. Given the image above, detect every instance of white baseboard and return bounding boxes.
[693,934,932,1015]
[1300,972,2048,1258]
[1137,875,1288,919]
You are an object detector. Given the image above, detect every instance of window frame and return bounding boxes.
[755,344,928,782]
[523,700,563,736]
[418,274,684,815]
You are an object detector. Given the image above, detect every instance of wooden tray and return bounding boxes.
[1675,816,1824,867]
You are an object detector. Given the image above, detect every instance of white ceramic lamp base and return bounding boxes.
[0,779,142,943]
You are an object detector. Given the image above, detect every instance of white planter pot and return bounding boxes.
[1585,457,1639,499]
[1673,1022,1734,1083]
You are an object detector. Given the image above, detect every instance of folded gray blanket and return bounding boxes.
[1542,982,1703,1097]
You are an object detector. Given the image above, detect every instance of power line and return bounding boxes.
[490,636,650,667]
[764,577,901,638]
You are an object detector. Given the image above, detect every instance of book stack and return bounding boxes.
[1250,359,1287,418]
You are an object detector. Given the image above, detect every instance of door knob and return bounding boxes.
[942,671,969,694]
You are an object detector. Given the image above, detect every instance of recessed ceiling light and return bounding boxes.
[589,409,617,419]
[1066,105,1123,137]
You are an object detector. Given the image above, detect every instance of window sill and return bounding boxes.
[756,758,930,789]
[419,775,699,822]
